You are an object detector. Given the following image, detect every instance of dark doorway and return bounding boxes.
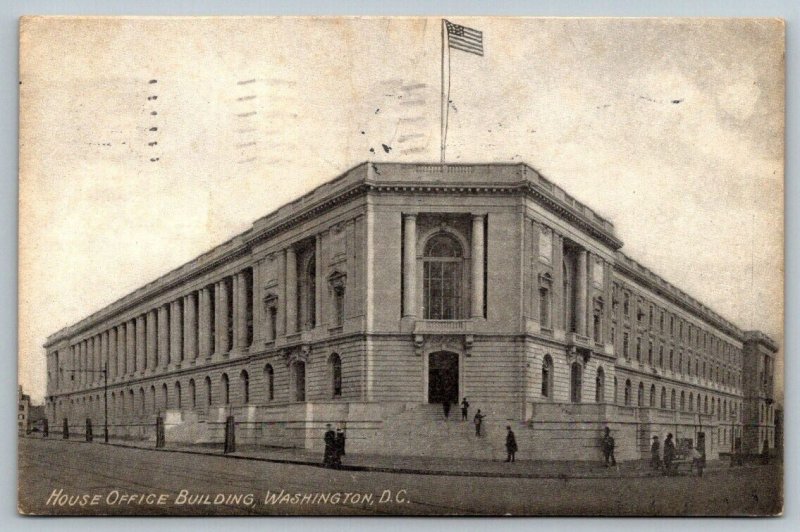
[294,361,306,402]
[697,431,706,456]
[428,351,459,405]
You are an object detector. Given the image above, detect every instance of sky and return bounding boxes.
[19,17,784,403]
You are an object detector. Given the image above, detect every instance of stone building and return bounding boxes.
[43,162,778,461]
[18,386,30,435]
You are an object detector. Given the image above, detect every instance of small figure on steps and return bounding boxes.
[505,426,517,462]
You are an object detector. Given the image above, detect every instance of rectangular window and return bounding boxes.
[268,307,278,341]
[636,337,642,362]
[539,287,551,329]
[334,289,345,327]
[623,332,629,359]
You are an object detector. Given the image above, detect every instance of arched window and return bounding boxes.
[595,367,605,403]
[149,385,156,413]
[689,392,694,412]
[189,379,196,408]
[161,383,168,411]
[329,353,342,398]
[205,376,212,406]
[240,370,250,404]
[423,233,464,320]
[541,355,553,398]
[671,389,676,410]
[704,395,708,414]
[649,384,656,407]
[139,387,145,414]
[614,376,618,404]
[660,387,667,409]
[570,362,582,403]
[221,373,230,405]
[175,381,182,409]
[265,364,275,401]
[624,379,632,406]
[637,382,644,407]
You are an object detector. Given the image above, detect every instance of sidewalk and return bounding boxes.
[32,434,759,480]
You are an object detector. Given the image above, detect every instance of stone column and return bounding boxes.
[146,310,157,372]
[252,260,265,343]
[402,214,417,318]
[158,305,170,368]
[216,280,230,354]
[576,249,588,337]
[86,338,92,385]
[101,331,109,379]
[285,247,298,334]
[170,300,183,365]
[553,234,564,331]
[89,337,95,384]
[82,340,88,386]
[233,273,246,349]
[277,251,286,338]
[199,287,212,359]
[136,315,146,374]
[126,321,135,376]
[471,214,485,319]
[77,341,83,387]
[586,253,595,342]
[184,293,197,362]
[315,235,323,328]
[231,276,240,350]
[109,328,117,380]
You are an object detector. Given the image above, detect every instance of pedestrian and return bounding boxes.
[474,409,484,436]
[689,444,704,477]
[323,424,335,468]
[461,397,470,421]
[761,438,770,465]
[650,435,661,470]
[442,400,451,419]
[334,427,346,468]
[601,427,616,467]
[663,433,675,475]
[505,426,518,462]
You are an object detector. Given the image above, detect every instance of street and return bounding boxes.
[18,438,782,516]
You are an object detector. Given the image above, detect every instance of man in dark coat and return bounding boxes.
[461,397,470,421]
[651,435,661,470]
[334,427,346,468]
[442,400,451,419]
[761,438,770,465]
[663,433,676,475]
[601,427,616,466]
[474,409,485,436]
[323,424,335,468]
[505,426,518,462]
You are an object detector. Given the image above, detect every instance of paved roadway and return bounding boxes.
[18,438,782,516]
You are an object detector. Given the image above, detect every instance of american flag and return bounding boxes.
[445,20,483,56]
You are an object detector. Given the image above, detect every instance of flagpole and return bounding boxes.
[441,19,446,164]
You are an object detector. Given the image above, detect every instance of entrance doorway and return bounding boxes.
[428,351,459,405]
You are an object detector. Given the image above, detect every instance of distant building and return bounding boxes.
[18,386,30,434]
[43,162,779,461]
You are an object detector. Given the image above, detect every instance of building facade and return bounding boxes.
[43,162,778,461]
[18,386,30,434]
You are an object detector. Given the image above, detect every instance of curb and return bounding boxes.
[23,436,762,481]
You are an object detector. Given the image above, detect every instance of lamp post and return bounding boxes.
[68,363,109,443]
